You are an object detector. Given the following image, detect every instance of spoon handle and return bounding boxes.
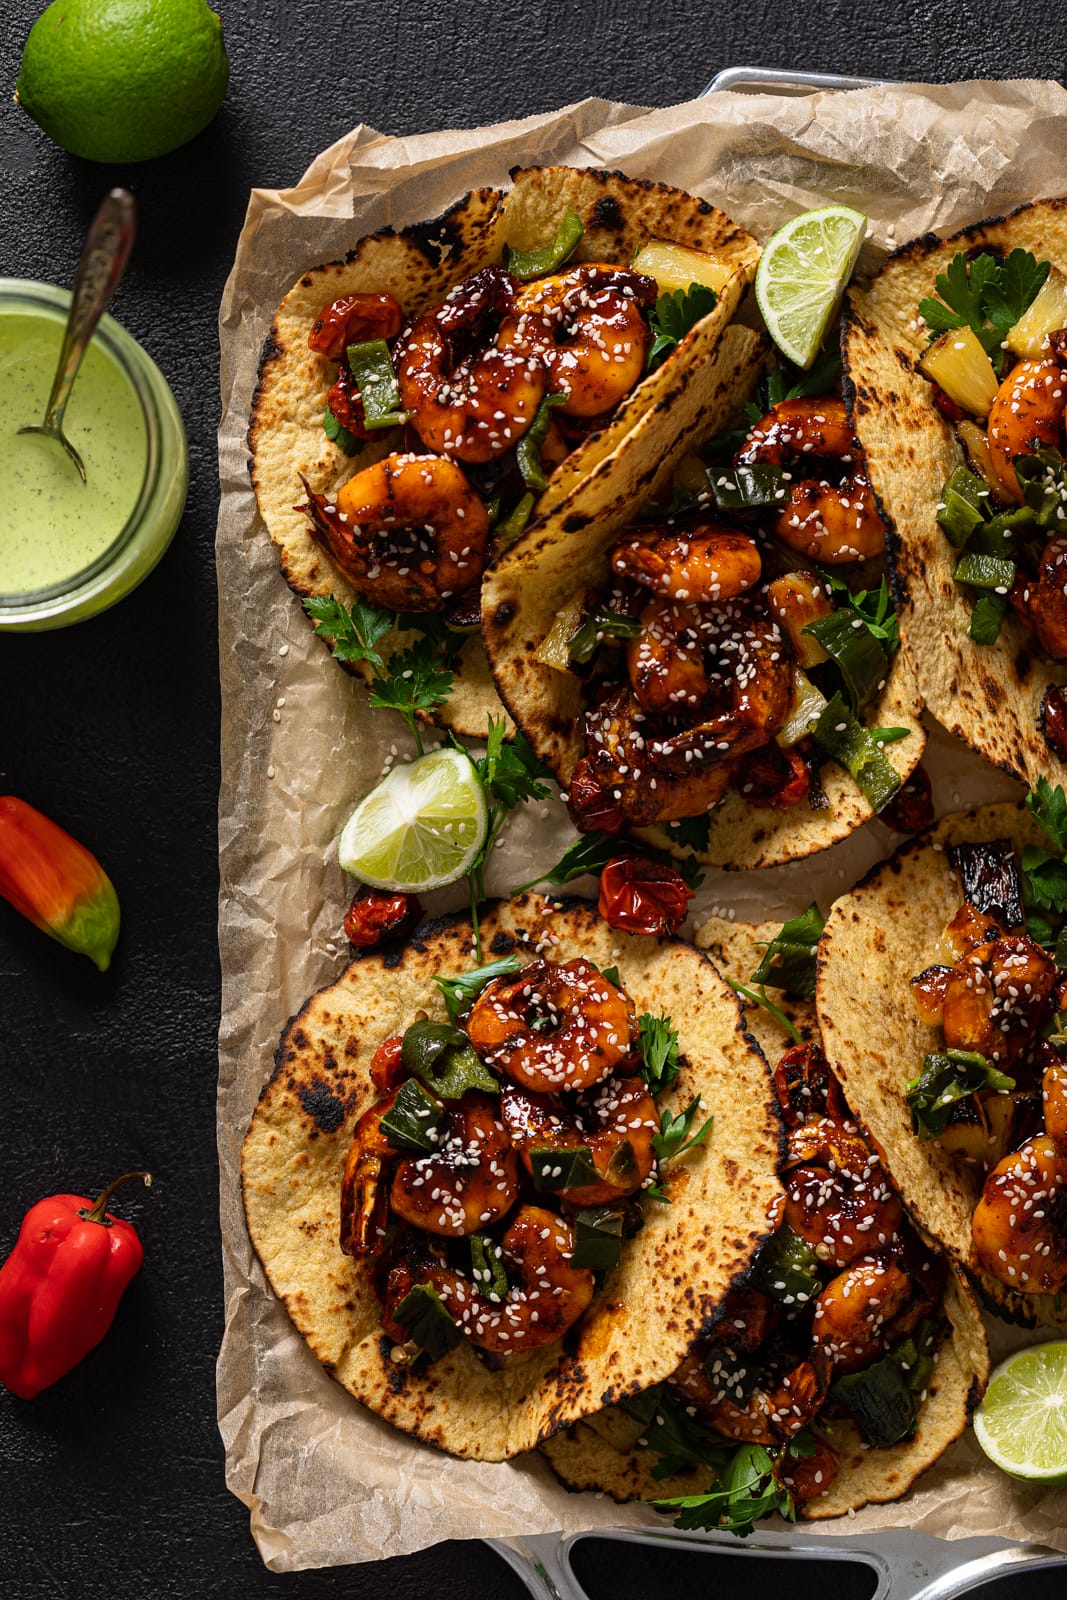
[42,188,137,435]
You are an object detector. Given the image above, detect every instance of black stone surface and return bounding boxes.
[0,3,1061,1597]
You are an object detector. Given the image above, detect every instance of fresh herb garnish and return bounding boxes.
[515,833,704,896]
[654,1435,813,1537]
[750,904,825,999]
[817,570,900,653]
[368,641,455,751]
[1026,776,1067,851]
[638,1012,680,1092]
[729,981,803,1046]
[322,402,364,455]
[663,814,712,853]
[432,955,523,1024]
[647,282,718,369]
[600,963,621,986]
[918,249,1049,374]
[906,1048,1015,1140]
[303,594,394,671]
[1020,780,1067,945]
[652,1097,713,1163]
[968,591,1010,645]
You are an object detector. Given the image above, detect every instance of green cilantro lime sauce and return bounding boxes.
[0,310,148,596]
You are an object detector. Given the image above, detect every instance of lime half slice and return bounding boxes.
[338,747,488,893]
[755,205,868,369]
[973,1341,1067,1486]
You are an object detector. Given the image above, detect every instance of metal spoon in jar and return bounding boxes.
[18,188,137,484]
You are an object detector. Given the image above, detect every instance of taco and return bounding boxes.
[241,893,782,1461]
[541,914,988,1527]
[818,800,1067,1329]
[482,350,926,871]
[248,166,759,737]
[843,198,1067,789]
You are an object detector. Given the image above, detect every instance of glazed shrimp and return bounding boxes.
[938,931,1057,1069]
[465,957,639,1093]
[736,397,886,563]
[389,1092,521,1237]
[781,1116,904,1270]
[1012,535,1067,662]
[301,453,489,610]
[642,601,792,773]
[971,1132,1067,1294]
[381,1205,596,1355]
[395,267,546,463]
[566,685,738,833]
[610,523,762,604]
[499,264,657,417]
[500,1075,657,1206]
[810,1257,912,1372]
[340,1090,401,1257]
[627,598,716,714]
[987,357,1067,504]
[673,1343,833,1446]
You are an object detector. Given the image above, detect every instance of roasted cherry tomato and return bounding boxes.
[369,1035,406,1094]
[931,384,967,424]
[597,856,693,937]
[1041,685,1067,763]
[343,886,422,950]
[736,744,810,811]
[881,761,934,835]
[308,292,405,360]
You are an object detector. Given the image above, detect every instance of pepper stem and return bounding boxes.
[82,1170,153,1226]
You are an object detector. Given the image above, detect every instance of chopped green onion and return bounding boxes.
[495,492,535,548]
[802,609,889,716]
[530,1146,600,1191]
[505,210,584,281]
[391,1284,463,1362]
[567,609,642,665]
[953,550,1016,592]
[470,1234,508,1300]
[345,339,408,430]
[517,392,567,492]
[707,462,790,511]
[936,465,987,548]
[379,1078,445,1153]
[749,1227,822,1307]
[570,1204,627,1271]
[811,692,901,813]
[401,1019,498,1098]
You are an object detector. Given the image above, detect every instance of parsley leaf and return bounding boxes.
[655,1437,809,1537]
[818,570,900,653]
[663,814,712,852]
[630,1385,731,1479]
[1026,777,1067,852]
[729,980,803,1047]
[766,345,843,405]
[1021,845,1067,914]
[303,594,394,671]
[638,1012,680,1092]
[918,249,1049,372]
[647,283,718,370]
[513,832,621,893]
[432,956,523,1024]
[652,1096,713,1163]
[968,592,1009,645]
[476,719,552,813]
[368,641,454,746]
[750,904,825,999]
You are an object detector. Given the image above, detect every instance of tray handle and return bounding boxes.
[700,65,887,96]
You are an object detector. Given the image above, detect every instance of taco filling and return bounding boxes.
[904,831,1067,1299]
[339,952,711,1364]
[913,246,1067,760]
[554,387,925,843]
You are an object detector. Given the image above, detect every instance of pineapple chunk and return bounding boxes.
[632,241,736,297]
[776,668,828,749]
[766,572,833,668]
[956,419,1002,497]
[673,452,711,497]
[918,326,999,418]
[534,594,584,672]
[1006,267,1067,357]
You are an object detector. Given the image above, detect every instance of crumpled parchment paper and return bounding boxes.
[216,80,1067,1572]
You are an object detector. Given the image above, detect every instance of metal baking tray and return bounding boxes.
[486,64,1067,1600]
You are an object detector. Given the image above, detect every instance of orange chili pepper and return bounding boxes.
[0,796,120,971]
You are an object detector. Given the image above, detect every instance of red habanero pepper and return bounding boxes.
[343,886,422,950]
[0,1172,151,1399]
[0,796,120,971]
[598,856,694,937]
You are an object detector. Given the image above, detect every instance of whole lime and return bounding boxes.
[15,0,229,163]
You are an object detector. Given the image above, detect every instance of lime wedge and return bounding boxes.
[973,1341,1067,1486]
[755,205,868,369]
[338,747,488,893]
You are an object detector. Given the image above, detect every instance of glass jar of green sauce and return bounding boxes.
[0,279,188,630]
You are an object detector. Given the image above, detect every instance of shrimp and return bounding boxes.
[389,1092,521,1237]
[781,1116,904,1269]
[1012,535,1067,662]
[381,1205,596,1355]
[938,931,1057,1069]
[465,957,639,1093]
[340,1090,401,1257]
[500,1075,657,1206]
[499,264,657,417]
[677,1345,833,1446]
[987,357,1067,504]
[395,267,547,463]
[300,453,489,611]
[609,523,762,604]
[641,600,792,773]
[971,1132,1067,1294]
[736,397,886,563]
[566,685,738,833]
[627,598,716,714]
[810,1257,912,1372]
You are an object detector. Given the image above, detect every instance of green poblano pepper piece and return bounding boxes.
[505,210,584,282]
[401,1018,498,1098]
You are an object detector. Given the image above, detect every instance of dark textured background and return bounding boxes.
[0,4,1062,1596]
